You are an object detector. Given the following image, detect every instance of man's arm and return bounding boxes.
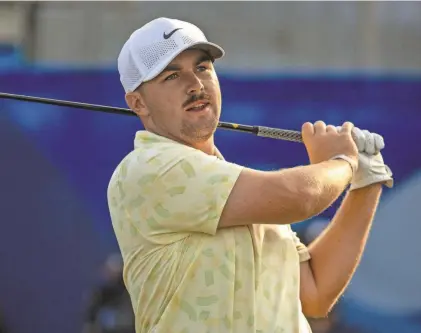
[219,159,352,227]
[299,183,382,317]
[219,121,359,228]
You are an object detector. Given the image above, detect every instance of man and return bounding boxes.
[107,17,393,333]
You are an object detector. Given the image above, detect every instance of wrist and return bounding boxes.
[317,159,353,186]
[349,182,383,197]
[328,155,355,179]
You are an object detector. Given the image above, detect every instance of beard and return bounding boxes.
[180,111,219,142]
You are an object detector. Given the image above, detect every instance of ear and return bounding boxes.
[125,91,149,117]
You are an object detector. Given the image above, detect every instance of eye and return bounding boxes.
[164,73,178,81]
[197,65,207,72]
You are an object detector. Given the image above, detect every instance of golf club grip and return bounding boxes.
[257,126,303,142]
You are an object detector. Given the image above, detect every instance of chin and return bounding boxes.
[181,116,218,142]
[181,125,216,143]
[188,128,215,143]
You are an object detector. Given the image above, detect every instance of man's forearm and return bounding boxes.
[283,159,353,220]
[307,184,382,312]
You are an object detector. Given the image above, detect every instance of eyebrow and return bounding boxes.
[161,53,213,73]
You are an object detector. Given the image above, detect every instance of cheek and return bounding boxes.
[151,92,184,119]
[209,78,222,105]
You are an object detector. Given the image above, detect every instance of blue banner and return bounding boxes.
[1,69,420,333]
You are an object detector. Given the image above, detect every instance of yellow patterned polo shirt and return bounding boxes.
[107,130,312,333]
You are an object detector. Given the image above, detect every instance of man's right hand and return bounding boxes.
[301,121,359,172]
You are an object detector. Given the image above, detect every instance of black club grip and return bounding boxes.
[256,126,303,143]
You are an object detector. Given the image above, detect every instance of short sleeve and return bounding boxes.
[109,143,243,244]
[290,227,311,262]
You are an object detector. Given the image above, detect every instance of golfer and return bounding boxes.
[107,17,393,333]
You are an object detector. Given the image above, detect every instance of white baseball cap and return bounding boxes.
[118,17,225,93]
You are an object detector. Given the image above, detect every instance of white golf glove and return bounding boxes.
[347,127,394,190]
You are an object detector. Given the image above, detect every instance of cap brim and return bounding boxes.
[143,41,225,83]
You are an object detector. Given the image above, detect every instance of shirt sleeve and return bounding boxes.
[290,226,311,262]
[111,144,243,244]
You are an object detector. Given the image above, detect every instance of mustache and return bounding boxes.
[183,93,211,108]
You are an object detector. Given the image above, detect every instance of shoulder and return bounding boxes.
[107,131,244,208]
[107,131,231,191]
[107,137,183,188]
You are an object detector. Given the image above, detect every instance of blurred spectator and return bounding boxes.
[82,253,135,333]
[0,311,8,333]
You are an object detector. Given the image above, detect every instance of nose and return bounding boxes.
[186,72,204,95]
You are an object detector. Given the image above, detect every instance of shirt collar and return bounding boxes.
[134,130,224,160]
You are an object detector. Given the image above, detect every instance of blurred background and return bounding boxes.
[0,2,420,333]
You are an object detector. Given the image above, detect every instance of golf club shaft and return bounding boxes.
[0,92,303,143]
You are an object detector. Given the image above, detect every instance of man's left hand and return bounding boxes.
[347,127,394,190]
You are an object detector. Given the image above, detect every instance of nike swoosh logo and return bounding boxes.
[163,28,182,39]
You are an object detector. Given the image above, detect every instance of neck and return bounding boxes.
[190,137,217,156]
[145,126,218,157]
